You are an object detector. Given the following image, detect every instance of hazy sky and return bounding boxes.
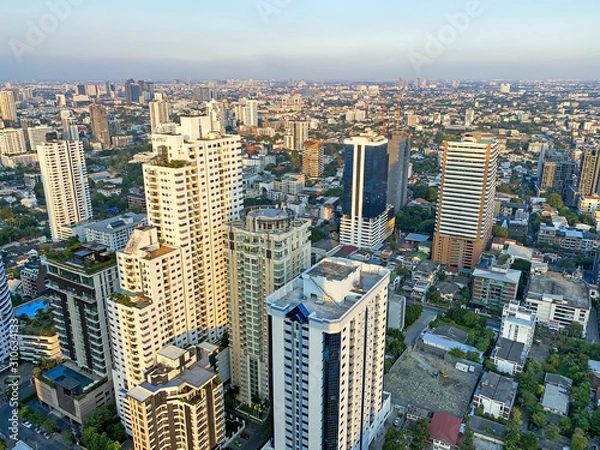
[2,0,599,81]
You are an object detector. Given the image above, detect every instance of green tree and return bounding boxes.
[546,192,564,209]
[545,422,560,440]
[570,428,588,450]
[410,418,430,450]
[404,304,423,329]
[531,410,546,428]
[591,407,600,436]
[504,422,521,450]
[309,227,326,243]
[519,433,540,450]
[383,426,407,450]
[459,425,475,450]
[492,224,509,238]
[0,438,6,450]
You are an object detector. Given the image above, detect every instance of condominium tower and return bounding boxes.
[0,90,17,123]
[267,258,391,450]
[302,139,323,178]
[578,148,600,195]
[225,207,311,406]
[340,134,394,248]
[0,260,16,362]
[0,128,26,156]
[89,103,111,147]
[386,129,411,212]
[432,134,498,269]
[37,140,92,241]
[149,93,169,133]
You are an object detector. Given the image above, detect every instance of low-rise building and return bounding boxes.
[72,213,147,251]
[525,272,590,336]
[471,267,521,311]
[20,264,47,298]
[491,338,527,375]
[541,373,572,416]
[35,361,114,424]
[501,303,536,347]
[428,411,462,450]
[18,333,61,362]
[473,371,518,420]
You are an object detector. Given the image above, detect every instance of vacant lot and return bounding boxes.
[384,349,480,417]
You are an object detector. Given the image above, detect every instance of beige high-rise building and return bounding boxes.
[110,120,243,444]
[0,128,26,156]
[90,104,111,147]
[432,134,498,270]
[225,208,311,406]
[0,90,17,123]
[37,140,92,241]
[149,93,169,133]
[284,119,309,150]
[578,148,600,195]
[127,345,225,450]
[302,139,323,178]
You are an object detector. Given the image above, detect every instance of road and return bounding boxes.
[224,410,268,450]
[588,307,600,344]
[405,304,439,346]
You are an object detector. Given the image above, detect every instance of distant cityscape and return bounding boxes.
[0,77,599,450]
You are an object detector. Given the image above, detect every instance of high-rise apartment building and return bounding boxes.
[284,120,309,151]
[90,103,111,147]
[37,140,92,241]
[0,128,26,156]
[0,90,17,123]
[340,134,394,248]
[432,134,498,270]
[578,148,600,195]
[206,100,226,134]
[0,260,16,362]
[386,130,411,212]
[149,93,169,133]
[241,99,258,127]
[46,243,118,375]
[60,109,79,141]
[301,139,323,178]
[226,207,311,406]
[465,108,475,126]
[267,258,391,450]
[537,149,575,196]
[27,125,53,152]
[126,345,225,450]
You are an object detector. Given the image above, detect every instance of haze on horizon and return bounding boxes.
[2,0,600,82]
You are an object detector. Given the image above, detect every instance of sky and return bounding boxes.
[1,0,600,81]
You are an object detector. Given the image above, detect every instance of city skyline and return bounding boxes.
[2,0,600,81]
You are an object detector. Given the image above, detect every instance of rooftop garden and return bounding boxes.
[18,306,56,337]
[45,240,117,275]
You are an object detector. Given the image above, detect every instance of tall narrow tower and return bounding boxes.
[89,103,111,147]
[340,133,394,248]
[37,140,92,241]
[0,90,17,124]
[578,148,600,195]
[432,134,498,269]
[0,259,16,363]
[149,93,169,133]
[226,207,311,406]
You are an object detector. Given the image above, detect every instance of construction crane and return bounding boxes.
[396,77,403,131]
[381,82,386,136]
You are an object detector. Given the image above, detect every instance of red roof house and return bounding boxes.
[429,411,462,450]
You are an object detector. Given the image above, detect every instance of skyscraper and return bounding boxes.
[0,90,17,124]
[241,99,258,126]
[578,148,600,195]
[386,130,411,212]
[90,103,111,147]
[0,259,16,362]
[302,139,324,178]
[284,119,309,151]
[60,109,79,141]
[432,134,499,270]
[267,258,390,450]
[0,128,26,156]
[226,207,311,406]
[340,133,394,248]
[37,140,92,241]
[149,93,169,133]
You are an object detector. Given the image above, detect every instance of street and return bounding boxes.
[404,304,439,346]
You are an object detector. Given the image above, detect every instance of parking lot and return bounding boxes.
[384,349,480,417]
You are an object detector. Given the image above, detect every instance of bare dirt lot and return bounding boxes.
[384,349,480,417]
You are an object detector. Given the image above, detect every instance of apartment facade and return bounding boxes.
[525,272,590,336]
[473,371,518,420]
[89,103,111,147]
[302,139,323,178]
[471,268,521,311]
[46,243,118,376]
[386,130,411,212]
[149,93,169,134]
[340,134,394,249]
[0,260,16,362]
[501,303,536,346]
[433,134,498,269]
[0,128,26,156]
[226,207,311,406]
[267,258,391,450]
[0,90,17,123]
[74,212,147,251]
[37,140,92,241]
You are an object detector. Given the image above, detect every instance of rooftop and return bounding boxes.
[268,258,389,322]
[429,411,462,446]
[494,338,526,363]
[477,372,518,405]
[473,267,521,285]
[527,272,589,309]
[541,383,569,415]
